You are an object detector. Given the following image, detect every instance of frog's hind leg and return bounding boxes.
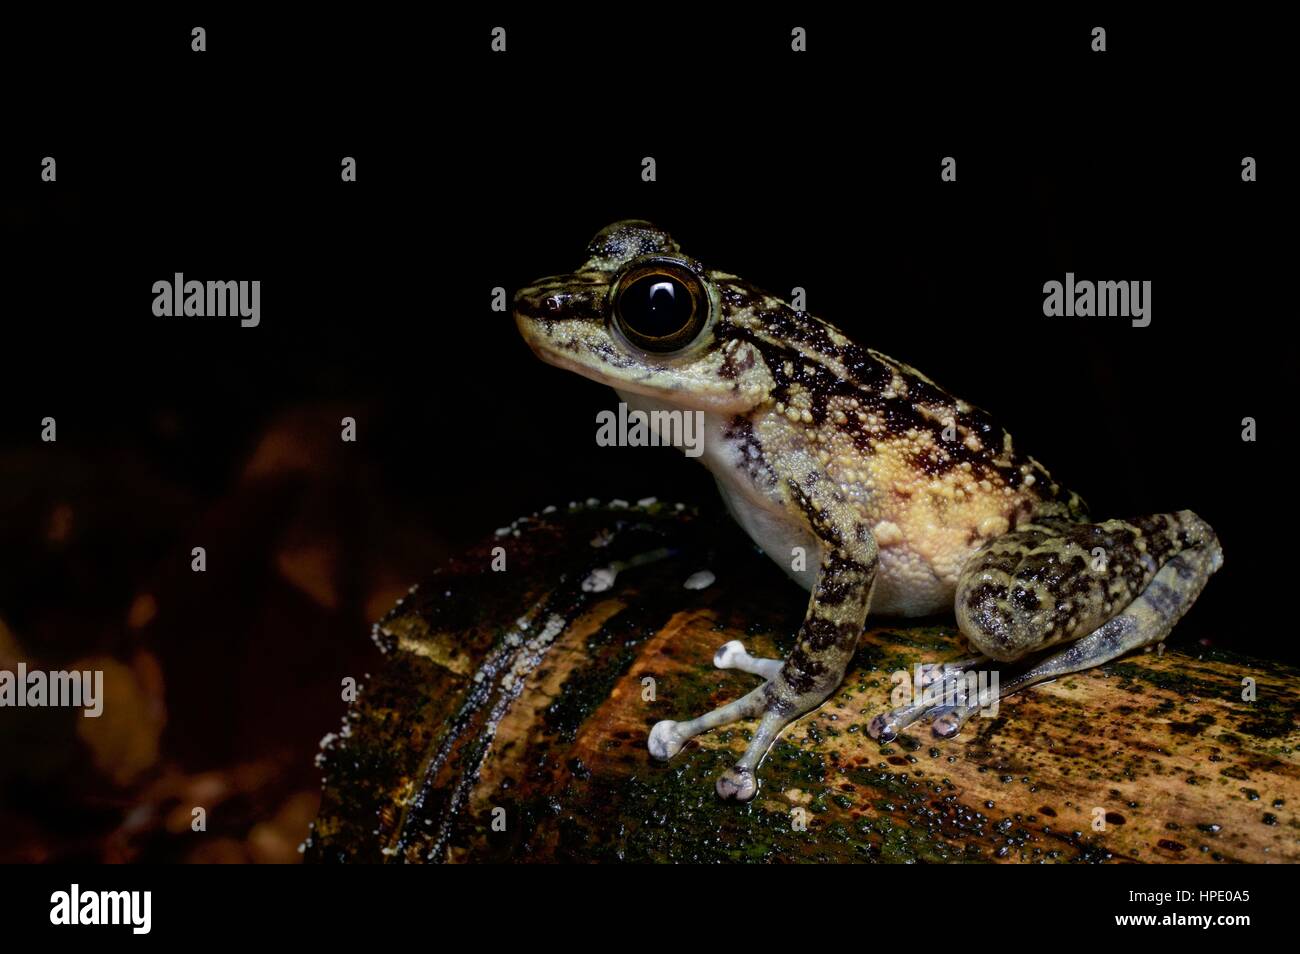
[933,530,1221,736]
[874,510,1222,741]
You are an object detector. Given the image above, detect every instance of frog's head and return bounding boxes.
[514,220,774,414]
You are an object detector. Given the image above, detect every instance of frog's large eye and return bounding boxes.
[612,261,708,353]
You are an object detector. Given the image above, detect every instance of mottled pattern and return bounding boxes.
[514,220,1222,799]
[956,512,1216,662]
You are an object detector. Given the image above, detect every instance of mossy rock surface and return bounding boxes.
[305,502,1299,863]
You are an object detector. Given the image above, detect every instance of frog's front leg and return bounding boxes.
[650,518,877,801]
[868,510,1222,741]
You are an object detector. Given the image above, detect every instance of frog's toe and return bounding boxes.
[646,685,770,765]
[716,766,758,802]
[868,697,935,741]
[916,655,988,689]
[931,706,979,739]
[867,712,900,742]
[648,720,686,760]
[869,655,995,743]
[913,663,945,690]
[713,640,783,681]
[713,640,748,668]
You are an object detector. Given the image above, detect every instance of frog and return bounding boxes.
[513,220,1223,802]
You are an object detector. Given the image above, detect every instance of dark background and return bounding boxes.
[0,11,1288,861]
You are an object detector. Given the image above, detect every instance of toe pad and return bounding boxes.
[648,720,685,760]
[716,767,758,801]
[713,640,747,669]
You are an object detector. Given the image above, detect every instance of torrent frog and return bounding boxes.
[514,220,1222,802]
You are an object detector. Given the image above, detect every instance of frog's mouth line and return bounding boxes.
[516,321,750,415]
[515,306,767,416]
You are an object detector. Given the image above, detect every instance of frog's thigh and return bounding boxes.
[955,511,1221,663]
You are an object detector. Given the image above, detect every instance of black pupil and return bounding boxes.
[621,274,694,340]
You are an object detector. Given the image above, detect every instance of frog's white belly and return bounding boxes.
[708,464,955,617]
[694,408,955,618]
[612,388,958,617]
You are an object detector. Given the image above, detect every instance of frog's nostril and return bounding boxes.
[514,287,561,320]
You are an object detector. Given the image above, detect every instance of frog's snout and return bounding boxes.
[513,271,609,334]
[512,276,614,384]
[512,291,553,357]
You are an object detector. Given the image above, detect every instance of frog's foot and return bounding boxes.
[866,655,991,742]
[648,641,784,762]
[650,642,822,802]
[649,690,796,802]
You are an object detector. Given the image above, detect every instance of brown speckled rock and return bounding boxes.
[306,501,1299,863]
